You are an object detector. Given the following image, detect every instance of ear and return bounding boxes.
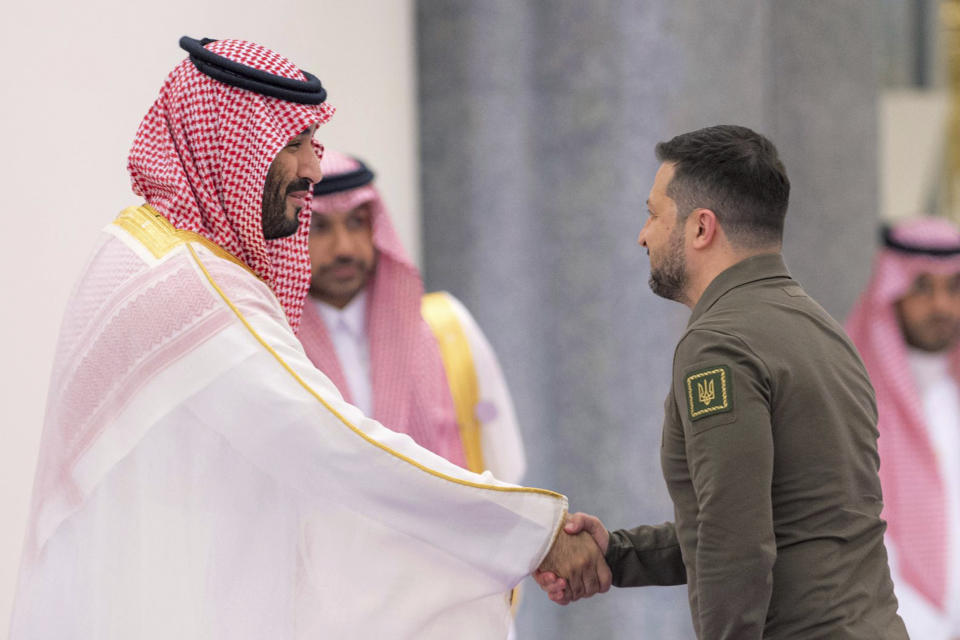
[688,208,719,250]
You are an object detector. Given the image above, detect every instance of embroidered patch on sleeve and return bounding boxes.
[685,365,733,421]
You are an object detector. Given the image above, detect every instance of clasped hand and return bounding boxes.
[534,512,611,605]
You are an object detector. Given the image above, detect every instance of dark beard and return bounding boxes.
[308,255,373,300]
[648,231,687,303]
[262,176,311,240]
[899,313,960,352]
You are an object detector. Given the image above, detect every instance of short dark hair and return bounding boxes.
[655,125,790,248]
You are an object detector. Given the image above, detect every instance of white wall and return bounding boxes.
[881,89,949,221]
[0,1,418,628]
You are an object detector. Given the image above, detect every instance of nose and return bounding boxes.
[637,225,649,248]
[299,143,323,184]
[931,285,956,314]
[331,223,355,255]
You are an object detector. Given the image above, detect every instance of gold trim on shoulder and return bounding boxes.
[422,290,523,612]
[112,205,258,279]
[421,291,485,474]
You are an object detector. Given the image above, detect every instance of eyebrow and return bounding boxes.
[292,124,317,139]
[287,127,314,145]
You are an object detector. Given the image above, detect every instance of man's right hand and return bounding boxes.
[535,512,612,604]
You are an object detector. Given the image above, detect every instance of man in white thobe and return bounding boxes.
[9,36,608,640]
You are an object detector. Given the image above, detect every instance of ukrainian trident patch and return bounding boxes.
[685,365,733,421]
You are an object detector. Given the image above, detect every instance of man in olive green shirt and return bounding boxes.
[537,125,907,639]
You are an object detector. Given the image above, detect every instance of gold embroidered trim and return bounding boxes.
[421,291,485,474]
[112,205,259,279]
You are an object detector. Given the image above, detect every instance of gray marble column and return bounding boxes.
[417,2,877,637]
[769,1,879,316]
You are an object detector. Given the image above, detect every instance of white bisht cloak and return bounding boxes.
[10,207,566,639]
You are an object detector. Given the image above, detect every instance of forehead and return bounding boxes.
[649,162,676,201]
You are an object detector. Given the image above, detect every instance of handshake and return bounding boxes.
[534,512,612,605]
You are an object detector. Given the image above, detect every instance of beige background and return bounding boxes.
[881,89,949,221]
[0,1,418,628]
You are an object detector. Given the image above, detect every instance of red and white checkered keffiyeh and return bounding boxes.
[846,217,960,611]
[127,38,334,332]
[298,150,466,465]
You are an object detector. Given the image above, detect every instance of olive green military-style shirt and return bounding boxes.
[605,254,907,640]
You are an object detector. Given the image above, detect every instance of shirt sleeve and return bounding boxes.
[445,294,527,484]
[604,522,687,587]
[189,246,567,586]
[673,329,777,639]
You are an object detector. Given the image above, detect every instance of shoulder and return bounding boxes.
[423,291,487,339]
[422,291,507,381]
[424,291,471,321]
[675,327,759,365]
[683,278,832,363]
[111,205,285,323]
[673,328,771,390]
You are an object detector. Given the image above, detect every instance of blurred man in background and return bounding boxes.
[302,150,526,484]
[847,218,960,640]
[302,150,530,635]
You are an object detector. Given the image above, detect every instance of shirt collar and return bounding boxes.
[314,290,368,338]
[907,347,951,390]
[688,253,791,325]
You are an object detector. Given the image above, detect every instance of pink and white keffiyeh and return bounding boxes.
[846,217,960,611]
[300,150,466,465]
[127,38,334,332]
